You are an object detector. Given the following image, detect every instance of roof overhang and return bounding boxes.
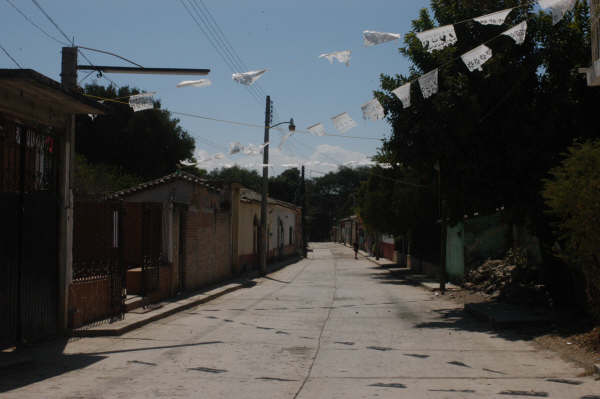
[0,69,106,127]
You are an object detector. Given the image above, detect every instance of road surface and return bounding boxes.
[1,243,598,398]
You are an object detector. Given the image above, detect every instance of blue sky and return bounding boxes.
[0,0,427,176]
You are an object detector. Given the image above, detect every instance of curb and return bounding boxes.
[71,284,245,337]
[71,255,304,337]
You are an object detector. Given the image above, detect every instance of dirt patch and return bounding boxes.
[440,288,600,375]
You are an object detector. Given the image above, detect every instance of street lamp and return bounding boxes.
[259,95,294,275]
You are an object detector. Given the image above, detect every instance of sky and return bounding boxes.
[0,0,427,176]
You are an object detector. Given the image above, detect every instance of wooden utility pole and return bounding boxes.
[437,161,447,293]
[259,95,271,275]
[301,165,307,257]
[57,46,211,329]
[57,46,77,332]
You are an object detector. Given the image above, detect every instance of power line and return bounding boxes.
[5,0,68,45]
[30,0,71,45]
[27,0,120,88]
[0,42,23,68]
[77,46,143,68]
[178,0,264,106]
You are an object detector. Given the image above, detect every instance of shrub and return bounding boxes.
[542,139,600,320]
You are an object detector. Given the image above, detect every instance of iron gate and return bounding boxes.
[0,118,58,348]
[122,202,162,299]
[73,200,125,323]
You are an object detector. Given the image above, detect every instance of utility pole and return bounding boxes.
[56,46,211,329]
[259,95,271,275]
[57,46,77,332]
[436,161,447,294]
[301,165,307,257]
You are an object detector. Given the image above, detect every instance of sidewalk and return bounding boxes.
[72,254,303,337]
[353,245,460,292]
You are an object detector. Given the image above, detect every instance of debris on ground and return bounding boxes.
[465,248,553,307]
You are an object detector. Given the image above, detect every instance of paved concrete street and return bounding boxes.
[2,243,599,398]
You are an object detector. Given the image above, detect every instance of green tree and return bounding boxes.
[542,139,600,320]
[305,166,371,241]
[76,84,195,180]
[73,154,141,198]
[269,168,301,204]
[207,166,262,192]
[376,0,599,232]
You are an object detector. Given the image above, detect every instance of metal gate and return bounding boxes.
[122,202,162,299]
[0,119,58,348]
[73,200,124,323]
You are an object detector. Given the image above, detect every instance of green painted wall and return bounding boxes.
[446,222,465,281]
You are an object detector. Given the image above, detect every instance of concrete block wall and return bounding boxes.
[183,186,232,291]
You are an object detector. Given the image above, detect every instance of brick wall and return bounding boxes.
[183,186,232,291]
[68,279,111,329]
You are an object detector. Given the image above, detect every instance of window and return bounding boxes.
[289,226,293,245]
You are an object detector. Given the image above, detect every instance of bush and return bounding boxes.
[542,139,600,321]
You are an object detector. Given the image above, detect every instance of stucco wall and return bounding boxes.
[268,204,296,257]
[238,201,260,257]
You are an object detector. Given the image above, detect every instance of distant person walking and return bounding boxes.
[353,241,359,259]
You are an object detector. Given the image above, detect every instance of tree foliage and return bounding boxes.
[377,0,598,227]
[76,84,195,180]
[542,139,600,319]
[73,154,141,198]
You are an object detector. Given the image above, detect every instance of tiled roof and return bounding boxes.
[108,170,219,199]
[240,188,300,210]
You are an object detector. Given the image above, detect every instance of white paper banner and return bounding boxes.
[360,98,385,121]
[319,50,351,66]
[416,25,458,52]
[229,142,243,155]
[473,8,513,25]
[502,21,528,45]
[242,144,259,155]
[363,30,402,47]
[232,69,267,85]
[307,123,327,136]
[129,92,155,112]
[418,68,439,99]
[392,82,411,109]
[176,79,212,88]
[538,0,576,25]
[331,112,357,134]
[461,44,493,72]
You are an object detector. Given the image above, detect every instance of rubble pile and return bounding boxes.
[464,249,552,307]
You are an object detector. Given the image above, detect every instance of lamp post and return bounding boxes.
[259,95,295,275]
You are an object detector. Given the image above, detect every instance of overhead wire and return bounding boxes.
[5,0,68,45]
[28,0,120,88]
[0,42,23,68]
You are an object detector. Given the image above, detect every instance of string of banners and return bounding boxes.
[140,0,576,151]
[181,158,398,169]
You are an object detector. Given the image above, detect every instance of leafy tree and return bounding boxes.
[269,168,301,204]
[542,139,600,320]
[73,154,141,198]
[207,166,262,192]
[305,166,371,241]
[76,84,195,180]
[376,0,599,234]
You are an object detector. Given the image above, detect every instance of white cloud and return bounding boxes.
[193,143,371,176]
